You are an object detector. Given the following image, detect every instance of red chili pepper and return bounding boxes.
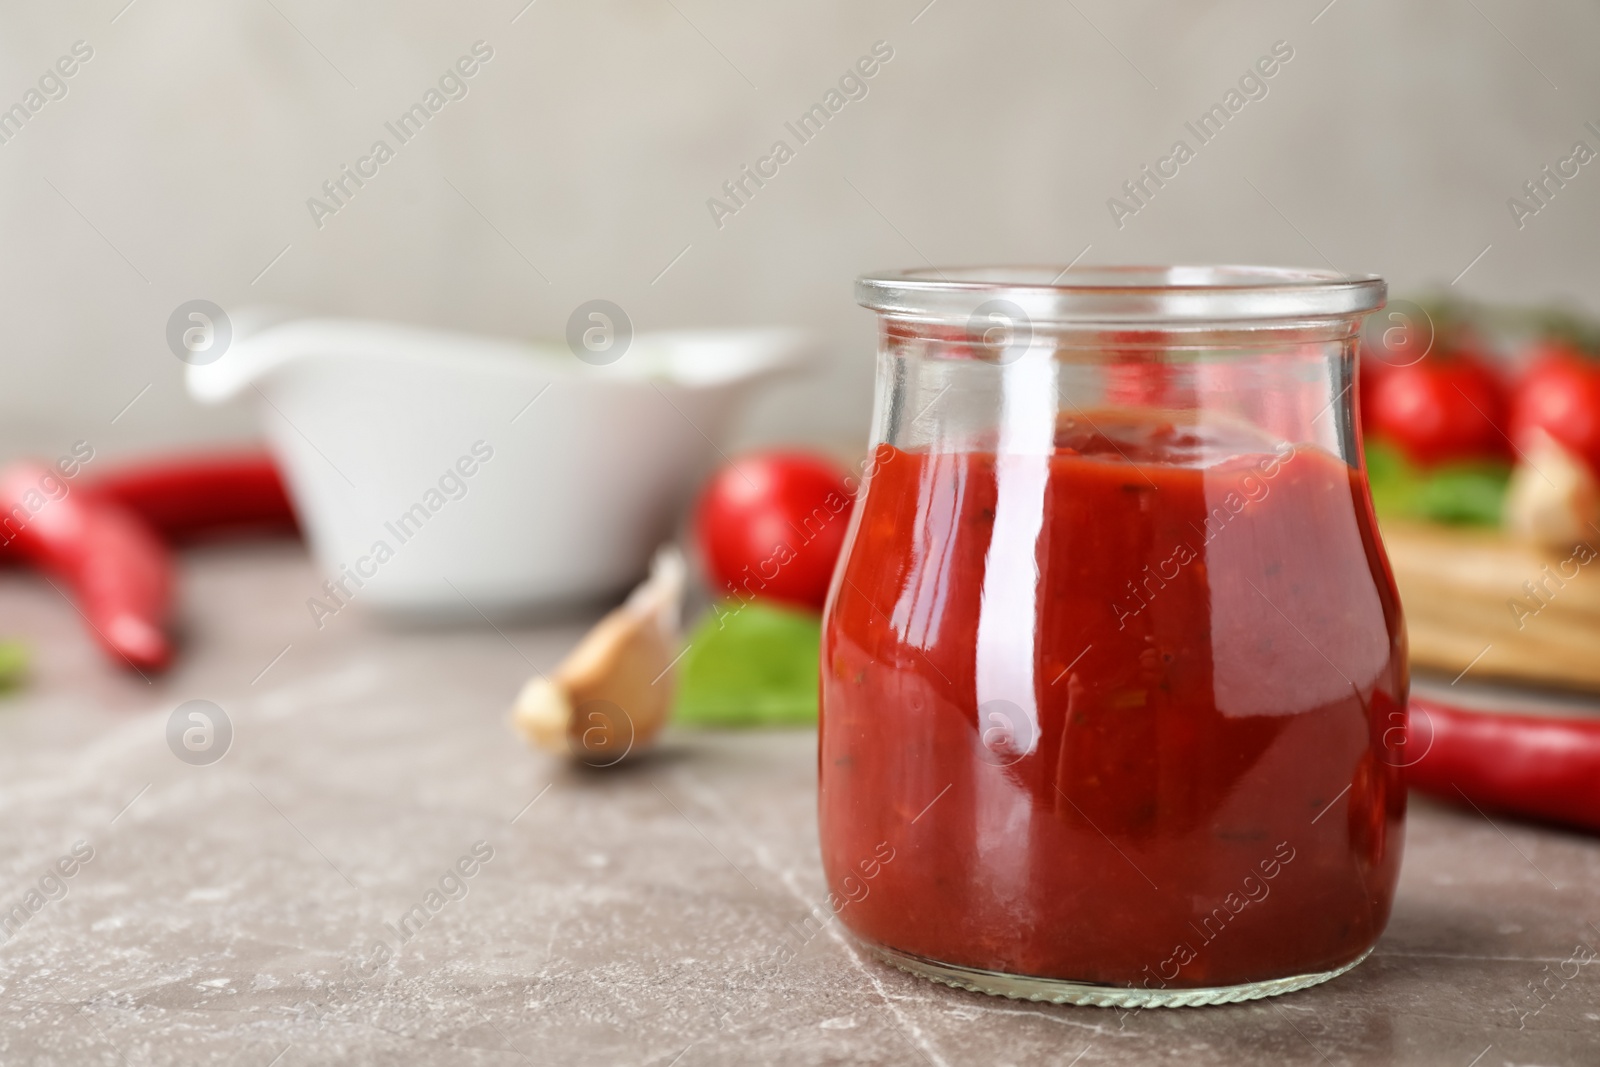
[1406,696,1600,833]
[0,462,173,672]
[88,452,297,544]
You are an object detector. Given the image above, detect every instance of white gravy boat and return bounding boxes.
[187,317,809,619]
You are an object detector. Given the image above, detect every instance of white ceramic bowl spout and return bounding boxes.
[187,318,809,619]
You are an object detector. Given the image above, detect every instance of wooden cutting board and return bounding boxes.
[1381,519,1600,691]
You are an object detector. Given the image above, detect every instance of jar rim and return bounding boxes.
[856,265,1386,325]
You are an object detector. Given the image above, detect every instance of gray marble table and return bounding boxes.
[1,542,1597,1065]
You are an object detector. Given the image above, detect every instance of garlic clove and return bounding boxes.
[1503,428,1600,549]
[510,547,685,764]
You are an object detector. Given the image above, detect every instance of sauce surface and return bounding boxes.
[819,414,1407,989]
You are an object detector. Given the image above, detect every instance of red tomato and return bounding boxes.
[1364,351,1511,466]
[1510,341,1600,476]
[695,451,854,611]
[1357,353,1392,438]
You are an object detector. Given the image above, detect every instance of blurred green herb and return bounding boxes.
[1366,441,1509,526]
[0,641,29,692]
[1485,303,1600,354]
[675,600,819,728]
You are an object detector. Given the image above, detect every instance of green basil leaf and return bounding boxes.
[0,641,29,692]
[675,600,820,728]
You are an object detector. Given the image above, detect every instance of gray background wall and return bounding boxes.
[1,0,1596,461]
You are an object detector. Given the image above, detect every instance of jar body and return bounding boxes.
[819,276,1406,1005]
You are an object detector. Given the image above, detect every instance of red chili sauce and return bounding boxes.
[819,413,1406,989]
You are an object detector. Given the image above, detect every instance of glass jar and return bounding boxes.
[820,266,1407,1007]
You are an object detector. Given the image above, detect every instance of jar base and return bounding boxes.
[863,942,1373,1008]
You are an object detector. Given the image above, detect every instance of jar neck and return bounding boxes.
[870,319,1362,470]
